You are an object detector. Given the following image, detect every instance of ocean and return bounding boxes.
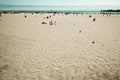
[0,6,120,14]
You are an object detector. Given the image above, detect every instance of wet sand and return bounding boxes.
[0,13,120,80]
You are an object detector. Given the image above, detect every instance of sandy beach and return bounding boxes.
[0,13,120,80]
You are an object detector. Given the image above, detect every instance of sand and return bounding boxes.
[0,13,120,80]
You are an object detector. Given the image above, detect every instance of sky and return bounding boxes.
[0,0,120,6]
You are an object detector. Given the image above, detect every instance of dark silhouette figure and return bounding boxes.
[46,16,49,19]
[93,18,96,21]
[41,22,47,24]
[25,15,27,18]
[92,41,95,44]
[89,15,92,18]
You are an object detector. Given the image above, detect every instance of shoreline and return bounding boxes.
[0,9,120,14]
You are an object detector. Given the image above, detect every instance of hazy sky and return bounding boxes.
[0,0,120,6]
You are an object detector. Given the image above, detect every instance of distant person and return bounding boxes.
[89,15,92,18]
[93,18,96,21]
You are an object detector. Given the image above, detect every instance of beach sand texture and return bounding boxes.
[0,13,120,80]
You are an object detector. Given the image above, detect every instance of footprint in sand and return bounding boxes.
[0,64,9,73]
[79,30,81,33]
[49,21,53,25]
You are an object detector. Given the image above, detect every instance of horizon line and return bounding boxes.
[0,4,120,7]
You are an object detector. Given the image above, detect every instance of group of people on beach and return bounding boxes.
[89,15,96,22]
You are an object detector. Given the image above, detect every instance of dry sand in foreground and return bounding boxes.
[0,13,120,80]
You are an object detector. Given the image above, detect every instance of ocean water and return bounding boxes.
[0,6,120,14]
